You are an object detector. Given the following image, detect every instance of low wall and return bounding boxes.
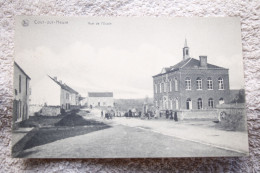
[29,105,43,116]
[180,109,218,120]
[41,106,61,116]
[216,103,247,131]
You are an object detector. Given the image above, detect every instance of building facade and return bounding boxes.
[88,92,114,107]
[30,76,80,115]
[153,40,231,111]
[13,62,31,123]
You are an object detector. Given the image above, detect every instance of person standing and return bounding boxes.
[174,111,178,121]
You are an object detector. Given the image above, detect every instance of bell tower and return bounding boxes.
[183,38,189,60]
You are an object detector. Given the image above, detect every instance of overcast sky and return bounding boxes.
[15,17,245,99]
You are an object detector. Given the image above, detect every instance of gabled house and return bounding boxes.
[30,76,80,115]
[13,62,31,123]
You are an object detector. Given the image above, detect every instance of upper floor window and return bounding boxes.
[66,93,69,100]
[207,77,213,90]
[197,98,203,109]
[218,78,224,90]
[208,98,214,108]
[196,78,202,90]
[174,78,178,91]
[159,83,162,93]
[26,78,28,95]
[161,83,165,93]
[169,80,172,92]
[185,78,191,90]
[164,82,167,92]
[19,75,21,93]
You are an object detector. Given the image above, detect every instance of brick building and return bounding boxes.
[153,39,231,112]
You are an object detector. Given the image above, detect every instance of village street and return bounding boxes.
[17,108,248,158]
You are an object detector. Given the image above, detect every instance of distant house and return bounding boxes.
[13,62,31,123]
[88,92,114,107]
[30,76,80,115]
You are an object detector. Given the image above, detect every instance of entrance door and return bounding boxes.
[186,99,192,110]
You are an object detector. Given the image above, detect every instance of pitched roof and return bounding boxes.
[14,62,31,79]
[88,92,113,97]
[153,58,227,77]
[48,76,79,94]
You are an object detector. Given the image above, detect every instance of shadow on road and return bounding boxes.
[15,109,111,157]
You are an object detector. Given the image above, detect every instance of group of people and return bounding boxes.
[100,107,178,121]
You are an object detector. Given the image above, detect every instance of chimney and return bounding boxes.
[54,76,57,81]
[199,56,207,67]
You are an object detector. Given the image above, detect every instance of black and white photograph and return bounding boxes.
[12,16,249,158]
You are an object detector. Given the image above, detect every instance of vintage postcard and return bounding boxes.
[12,16,249,158]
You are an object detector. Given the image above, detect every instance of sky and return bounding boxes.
[15,17,245,99]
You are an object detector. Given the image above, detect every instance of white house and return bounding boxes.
[13,62,31,123]
[88,92,114,107]
[30,76,80,115]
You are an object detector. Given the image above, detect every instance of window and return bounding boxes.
[174,78,178,91]
[186,98,192,110]
[66,93,69,100]
[196,78,202,90]
[207,77,213,90]
[175,98,179,110]
[185,78,191,90]
[159,83,162,93]
[170,99,173,109]
[19,75,21,93]
[219,98,224,104]
[26,78,28,95]
[164,82,167,92]
[218,78,224,90]
[197,98,202,109]
[186,50,188,55]
[154,84,157,93]
[169,80,172,92]
[161,83,164,93]
[208,98,214,108]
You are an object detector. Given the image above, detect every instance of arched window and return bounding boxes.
[175,98,179,110]
[169,80,172,92]
[208,98,214,108]
[218,78,224,90]
[196,77,202,90]
[174,78,178,91]
[185,77,191,90]
[207,77,213,90]
[186,98,192,110]
[162,83,165,93]
[197,98,202,109]
[219,98,224,104]
[186,50,189,55]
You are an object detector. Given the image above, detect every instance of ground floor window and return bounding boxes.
[208,98,214,108]
[175,98,179,110]
[197,98,202,109]
[219,98,224,104]
[186,98,192,110]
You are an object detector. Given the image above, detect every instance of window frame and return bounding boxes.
[208,98,214,108]
[218,77,224,90]
[197,98,203,109]
[207,77,213,90]
[185,78,191,90]
[196,77,202,90]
